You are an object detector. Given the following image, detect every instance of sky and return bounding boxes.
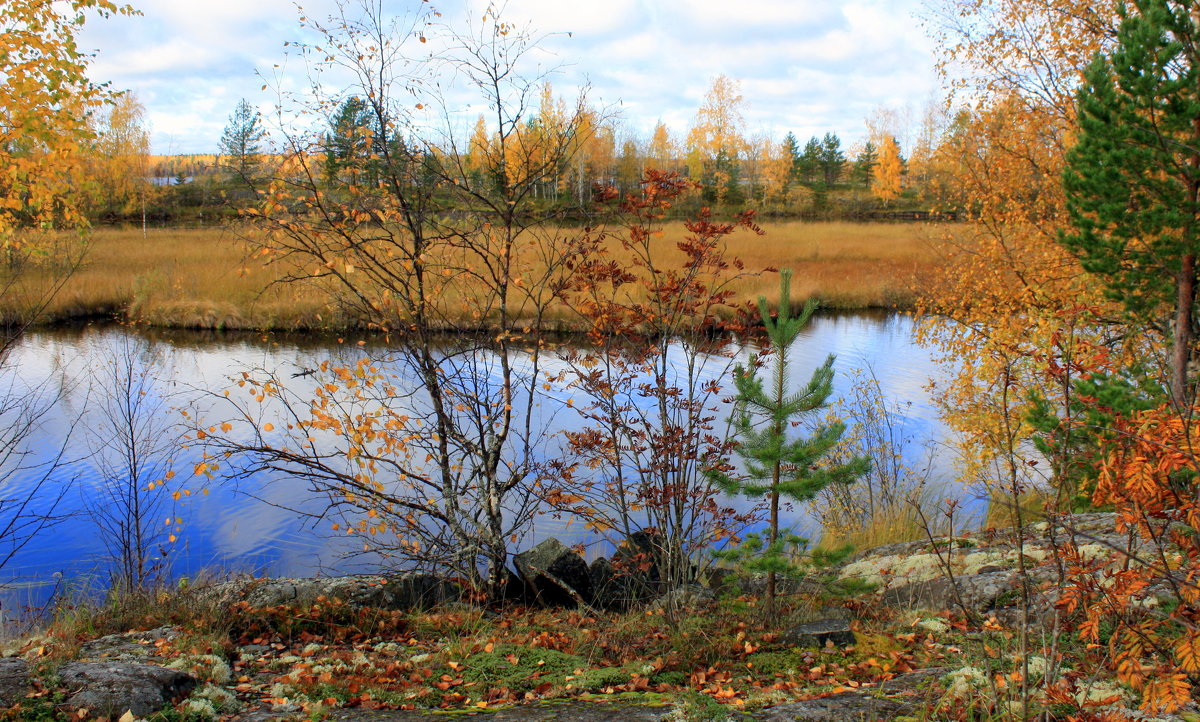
[77,0,942,155]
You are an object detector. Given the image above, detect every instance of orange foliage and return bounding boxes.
[1058,403,1200,714]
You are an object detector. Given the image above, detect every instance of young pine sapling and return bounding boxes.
[709,269,869,614]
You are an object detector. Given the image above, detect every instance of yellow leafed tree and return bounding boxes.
[84,91,153,220]
[0,0,136,246]
[920,0,1125,500]
[647,121,675,172]
[871,136,902,205]
[617,138,641,192]
[466,115,491,190]
[686,75,747,203]
[756,136,793,204]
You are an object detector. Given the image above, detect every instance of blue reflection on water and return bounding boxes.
[0,312,957,612]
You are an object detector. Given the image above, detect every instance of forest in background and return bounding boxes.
[81,76,946,226]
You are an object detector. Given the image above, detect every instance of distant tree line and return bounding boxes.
[80,76,951,226]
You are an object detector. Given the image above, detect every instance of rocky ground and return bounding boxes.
[0,513,1194,721]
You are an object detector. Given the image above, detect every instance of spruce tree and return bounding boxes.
[709,269,869,613]
[819,132,846,186]
[1061,0,1200,407]
[800,136,823,185]
[324,96,373,185]
[782,132,802,185]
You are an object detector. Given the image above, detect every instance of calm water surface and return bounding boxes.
[0,312,961,609]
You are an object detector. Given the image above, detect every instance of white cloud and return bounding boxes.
[75,0,939,154]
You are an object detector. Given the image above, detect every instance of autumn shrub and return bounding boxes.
[552,172,761,619]
[1056,402,1200,715]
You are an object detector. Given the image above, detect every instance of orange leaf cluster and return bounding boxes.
[1058,403,1200,714]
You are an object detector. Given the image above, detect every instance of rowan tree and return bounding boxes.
[553,171,761,617]
[1058,402,1200,714]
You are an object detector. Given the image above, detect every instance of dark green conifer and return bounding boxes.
[709,269,869,613]
[1061,0,1200,407]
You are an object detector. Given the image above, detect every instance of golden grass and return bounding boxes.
[817,502,932,553]
[8,221,942,331]
[12,226,329,330]
[983,487,1054,531]
[694,220,942,310]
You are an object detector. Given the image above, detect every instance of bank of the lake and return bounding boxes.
[7,222,944,332]
[0,513,1173,721]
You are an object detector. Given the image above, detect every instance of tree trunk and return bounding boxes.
[1173,255,1196,409]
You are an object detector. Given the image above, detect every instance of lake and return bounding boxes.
[0,311,963,612]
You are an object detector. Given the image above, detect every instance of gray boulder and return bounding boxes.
[59,662,196,717]
[881,569,1035,614]
[588,557,618,608]
[79,626,180,663]
[199,572,460,611]
[514,538,591,607]
[591,532,665,610]
[754,692,912,721]
[0,658,29,706]
[781,619,856,649]
[588,555,658,611]
[650,583,715,613]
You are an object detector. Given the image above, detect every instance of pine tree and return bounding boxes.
[709,269,869,613]
[854,141,878,189]
[219,99,265,182]
[1061,0,1200,407]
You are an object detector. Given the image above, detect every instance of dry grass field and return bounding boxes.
[7,221,944,331]
[700,219,943,310]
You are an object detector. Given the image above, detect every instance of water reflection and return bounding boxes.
[0,312,956,608]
